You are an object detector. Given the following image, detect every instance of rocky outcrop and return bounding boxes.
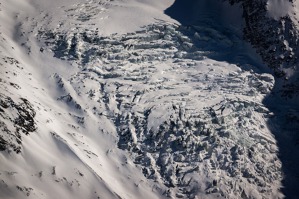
[228,0,299,97]
[0,94,36,153]
[229,0,298,73]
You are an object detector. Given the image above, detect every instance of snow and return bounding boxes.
[267,0,293,20]
[25,0,177,36]
[0,0,292,198]
[267,0,299,28]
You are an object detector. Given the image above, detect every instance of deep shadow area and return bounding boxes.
[165,0,244,33]
[166,0,299,198]
[164,0,202,25]
[263,88,299,199]
[165,0,268,72]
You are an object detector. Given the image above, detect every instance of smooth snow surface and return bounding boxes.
[267,0,293,20]
[0,0,289,198]
[26,0,176,36]
[267,0,299,26]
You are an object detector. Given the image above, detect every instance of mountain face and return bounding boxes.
[167,0,299,99]
[0,0,298,199]
[228,0,299,98]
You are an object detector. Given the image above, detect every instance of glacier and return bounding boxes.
[0,0,299,198]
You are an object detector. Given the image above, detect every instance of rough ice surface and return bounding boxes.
[1,0,298,199]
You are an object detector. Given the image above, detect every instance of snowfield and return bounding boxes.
[0,0,298,198]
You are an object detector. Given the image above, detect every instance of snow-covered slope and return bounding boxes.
[0,0,298,198]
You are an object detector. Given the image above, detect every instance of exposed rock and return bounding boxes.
[0,93,36,153]
[228,0,299,97]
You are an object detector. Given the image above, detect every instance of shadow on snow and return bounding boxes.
[165,0,299,198]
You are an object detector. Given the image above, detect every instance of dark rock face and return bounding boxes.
[227,1,299,197]
[0,94,36,153]
[229,0,297,69]
[228,0,299,89]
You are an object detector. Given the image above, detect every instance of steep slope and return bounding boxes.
[224,1,299,197]
[0,0,293,198]
[166,0,299,197]
[227,0,299,100]
[0,1,174,199]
